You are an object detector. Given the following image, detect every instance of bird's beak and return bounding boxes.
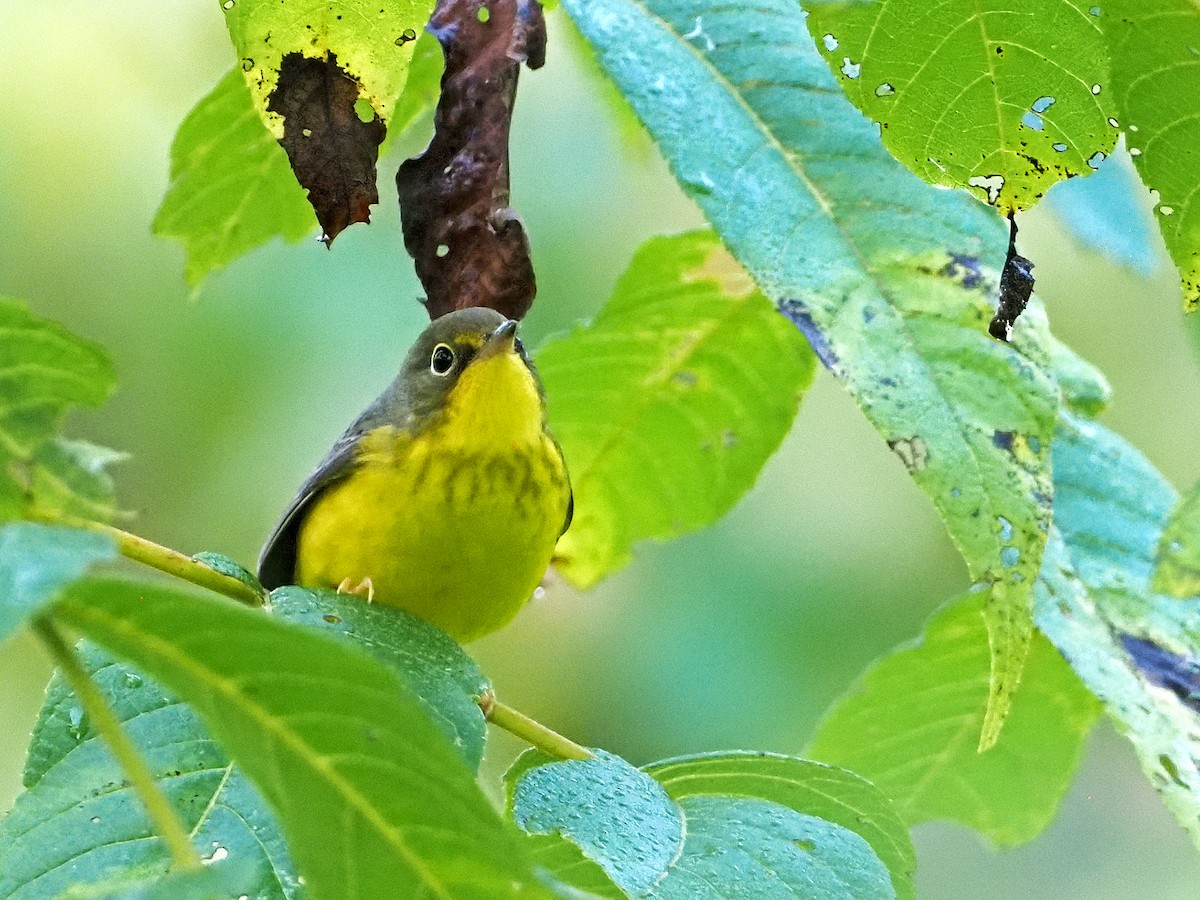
[478,319,518,360]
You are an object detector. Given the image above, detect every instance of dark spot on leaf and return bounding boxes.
[992,430,1015,451]
[779,299,839,370]
[887,436,929,471]
[794,838,816,852]
[323,614,342,623]
[397,0,546,321]
[990,214,1034,341]
[1121,633,1200,714]
[1159,753,1188,787]
[941,253,984,290]
[268,52,386,246]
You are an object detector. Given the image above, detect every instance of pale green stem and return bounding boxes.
[33,617,203,871]
[487,698,593,761]
[39,514,263,607]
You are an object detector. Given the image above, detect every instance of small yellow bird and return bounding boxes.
[257,307,572,642]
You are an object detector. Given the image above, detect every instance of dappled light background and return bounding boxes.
[2,2,1199,897]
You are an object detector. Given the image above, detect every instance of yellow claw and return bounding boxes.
[336,576,375,602]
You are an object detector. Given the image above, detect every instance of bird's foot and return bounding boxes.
[336,576,375,602]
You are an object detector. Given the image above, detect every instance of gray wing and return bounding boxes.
[256,432,362,590]
[258,380,410,590]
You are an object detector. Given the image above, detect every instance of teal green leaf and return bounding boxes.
[643,753,915,900]
[561,0,1059,747]
[1,642,298,900]
[807,590,1101,847]
[1035,414,1200,847]
[51,858,256,900]
[48,578,546,899]
[507,750,897,898]
[0,298,117,521]
[537,230,815,588]
[805,0,1116,211]
[191,551,266,601]
[1045,334,1111,418]
[221,0,436,135]
[1153,482,1200,598]
[152,69,315,288]
[270,585,490,771]
[0,523,113,643]
[653,796,893,899]
[1101,0,1200,309]
[27,440,126,523]
[510,750,681,895]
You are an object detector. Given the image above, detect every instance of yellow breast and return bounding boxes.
[295,350,570,642]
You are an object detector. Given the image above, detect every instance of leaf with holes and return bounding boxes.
[507,750,897,898]
[0,299,118,522]
[1035,415,1200,849]
[562,0,1059,748]
[805,0,1117,211]
[537,230,815,588]
[46,578,549,899]
[808,590,1101,847]
[219,0,436,241]
[1101,0,1200,309]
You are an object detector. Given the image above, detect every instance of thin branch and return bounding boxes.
[486,697,593,761]
[36,514,264,607]
[33,617,204,871]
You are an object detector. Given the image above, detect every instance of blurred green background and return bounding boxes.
[2,2,1199,896]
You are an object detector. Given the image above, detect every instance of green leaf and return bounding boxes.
[537,230,815,588]
[0,523,114,643]
[0,298,117,521]
[805,0,1116,211]
[2,643,298,900]
[643,753,916,900]
[152,69,315,288]
[807,590,1101,847]
[27,440,126,523]
[507,750,898,898]
[1153,482,1200,598]
[1045,334,1111,418]
[1035,414,1200,847]
[49,578,548,899]
[191,551,266,600]
[51,858,257,900]
[1101,0,1200,309]
[269,585,490,771]
[221,0,435,134]
[153,31,443,288]
[561,0,1059,747]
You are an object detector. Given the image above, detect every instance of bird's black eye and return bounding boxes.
[430,343,455,375]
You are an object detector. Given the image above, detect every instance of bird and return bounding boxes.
[257,307,572,642]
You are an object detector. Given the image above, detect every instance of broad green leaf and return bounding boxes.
[653,796,893,899]
[152,69,314,288]
[1153,482,1200,598]
[0,523,114,643]
[153,32,442,287]
[1102,1,1200,309]
[508,750,897,898]
[806,0,1116,211]
[807,591,1101,847]
[561,0,1059,747]
[52,858,256,900]
[643,753,915,900]
[27,440,126,523]
[538,230,815,587]
[50,578,548,899]
[222,0,435,134]
[1,643,298,900]
[1035,414,1200,847]
[270,585,490,771]
[0,299,117,521]
[1045,334,1111,418]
